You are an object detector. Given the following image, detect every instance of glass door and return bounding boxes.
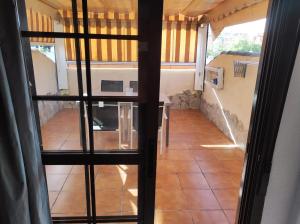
[18,0,164,223]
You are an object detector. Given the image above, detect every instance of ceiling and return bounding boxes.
[164,0,224,16]
[35,0,225,17]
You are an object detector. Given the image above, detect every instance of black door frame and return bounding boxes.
[237,0,300,223]
[16,0,300,223]
[17,0,163,223]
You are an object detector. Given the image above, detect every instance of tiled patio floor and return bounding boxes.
[43,109,244,224]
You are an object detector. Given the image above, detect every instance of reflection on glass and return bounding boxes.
[92,102,138,151]
[94,165,138,216]
[30,38,84,96]
[39,101,84,151]
[90,66,138,96]
[46,165,87,217]
[24,0,81,33]
[89,40,139,97]
[87,0,138,35]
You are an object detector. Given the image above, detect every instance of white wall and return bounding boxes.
[261,46,300,224]
[54,21,68,90]
[31,50,58,95]
[200,53,259,148]
[160,69,195,96]
[67,65,195,96]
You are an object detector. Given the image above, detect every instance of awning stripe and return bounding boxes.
[165,22,171,62]
[126,20,132,61]
[95,16,102,61]
[107,21,112,61]
[184,22,191,62]
[175,22,181,62]
[26,9,54,43]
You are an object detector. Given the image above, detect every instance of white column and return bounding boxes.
[54,21,69,90]
[194,24,208,91]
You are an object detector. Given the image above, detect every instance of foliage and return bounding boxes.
[206,26,263,63]
[207,38,262,61]
[231,39,261,53]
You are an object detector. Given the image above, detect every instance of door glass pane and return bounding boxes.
[87,0,138,35]
[94,165,138,216]
[89,40,138,97]
[30,38,84,96]
[24,0,83,33]
[91,101,138,151]
[90,100,167,151]
[46,165,88,217]
[39,101,85,151]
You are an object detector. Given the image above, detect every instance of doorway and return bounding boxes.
[18,0,164,223]
[17,0,300,223]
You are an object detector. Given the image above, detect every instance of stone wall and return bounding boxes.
[200,53,259,149]
[200,98,248,148]
[38,101,64,126]
[169,90,202,109]
[37,93,78,126]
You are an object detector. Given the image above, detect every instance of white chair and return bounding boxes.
[130,102,167,154]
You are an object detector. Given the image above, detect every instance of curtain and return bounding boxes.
[0,0,51,223]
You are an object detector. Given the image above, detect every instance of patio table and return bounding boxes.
[81,92,171,148]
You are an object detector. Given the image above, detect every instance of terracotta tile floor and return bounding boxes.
[43,109,245,223]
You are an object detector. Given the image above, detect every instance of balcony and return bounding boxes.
[43,108,244,224]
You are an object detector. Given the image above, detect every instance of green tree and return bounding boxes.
[231,39,261,53]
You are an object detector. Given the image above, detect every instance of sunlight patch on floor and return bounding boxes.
[212,88,237,145]
[201,144,239,148]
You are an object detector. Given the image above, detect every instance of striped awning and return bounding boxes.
[207,0,268,38]
[60,11,199,63]
[62,12,138,62]
[27,0,224,18]
[26,9,54,43]
[161,20,198,63]
[26,0,267,41]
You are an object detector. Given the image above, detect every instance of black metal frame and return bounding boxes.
[237,0,300,223]
[21,31,138,40]
[32,95,139,102]
[17,0,164,223]
[17,0,300,223]
[51,215,138,223]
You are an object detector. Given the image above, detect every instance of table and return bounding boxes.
[82,92,170,148]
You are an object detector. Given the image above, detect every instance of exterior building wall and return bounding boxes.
[200,53,259,148]
[31,50,63,126]
[32,50,58,95]
[67,65,197,108]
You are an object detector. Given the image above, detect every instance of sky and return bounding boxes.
[223,18,266,35]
